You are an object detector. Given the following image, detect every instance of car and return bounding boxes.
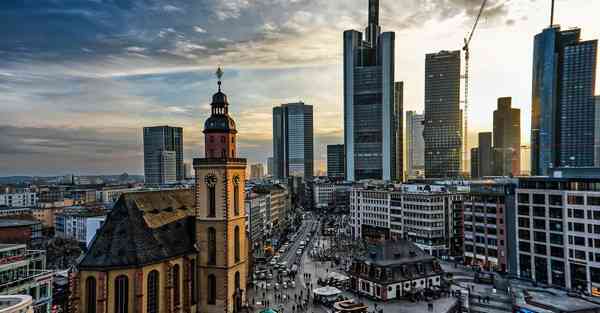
[282,282,288,289]
[278,261,288,268]
[269,259,277,266]
[290,281,296,288]
[279,248,286,254]
[268,273,273,280]
[275,283,280,289]
[266,283,272,290]
[296,249,302,255]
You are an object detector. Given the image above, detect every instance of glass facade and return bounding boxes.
[143,126,184,184]
[272,103,314,179]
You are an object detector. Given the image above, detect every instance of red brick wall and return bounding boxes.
[0,226,32,244]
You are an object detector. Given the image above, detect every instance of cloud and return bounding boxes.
[193,26,207,33]
[163,5,183,13]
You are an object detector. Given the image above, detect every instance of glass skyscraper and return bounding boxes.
[343,0,401,181]
[327,144,345,178]
[272,102,314,180]
[405,111,424,179]
[423,50,462,178]
[143,125,184,184]
[531,26,598,174]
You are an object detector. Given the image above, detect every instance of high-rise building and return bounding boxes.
[267,157,274,176]
[327,144,345,178]
[273,102,314,180]
[143,125,183,184]
[478,132,493,177]
[471,148,480,178]
[250,163,265,179]
[531,26,598,175]
[405,111,425,179]
[343,0,400,182]
[423,50,462,178]
[595,96,600,167]
[493,97,521,176]
[395,82,404,181]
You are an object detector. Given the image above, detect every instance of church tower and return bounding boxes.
[195,68,248,313]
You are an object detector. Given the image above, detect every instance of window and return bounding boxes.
[173,265,180,307]
[589,197,600,206]
[235,271,240,291]
[191,259,197,305]
[234,226,240,262]
[518,193,530,203]
[533,194,546,205]
[208,274,216,305]
[147,271,159,313]
[115,275,129,313]
[85,277,96,313]
[233,180,240,216]
[208,228,217,265]
[205,175,217,217]
[568,195,584,205]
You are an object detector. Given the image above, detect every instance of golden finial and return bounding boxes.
[216,66,224,91]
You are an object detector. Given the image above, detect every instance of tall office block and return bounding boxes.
[327,144,345,178]
[273,102,314,180]
[471,148,480,178]
[250,163,265,179]
[596,96,600,167]
[267,157,274,176]
[531,26,598,174]
[493,97,521,176]
[343,0,399,182]
[477,132,493,177]
[423,50,462,178]
[406,111,425,178]
[143,125,183,184]
[395,82,404,181]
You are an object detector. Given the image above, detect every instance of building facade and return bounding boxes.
[143,125,184,184]
[327,144,345,178]
[423,50,462,178]
[272,102,314,180]
[250,163,265,180]
[0,192,37,208]
[54,208,106,247]
[531,26,598,175]
[476,132,493,178]
[405,111,425,179]
[493,97,521,176]
[344,0,400,182]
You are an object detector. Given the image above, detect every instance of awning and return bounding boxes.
[313,286,343,296]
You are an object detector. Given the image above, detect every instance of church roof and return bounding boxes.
[78,190,196,270]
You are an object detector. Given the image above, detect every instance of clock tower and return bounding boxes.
[194,68,248,313]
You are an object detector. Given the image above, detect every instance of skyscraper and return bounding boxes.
[267,157,274,176]
[531,26,598,174]
[344,0,400,182]
[327,144,345,178]
[406,111,425,179]
[250,163,265,179]
[273,102,314,180]
[423,50,462,178]
[143,125,183,184]
[470,147,480,178]
[493,97,521,176]
[477,132,493,177]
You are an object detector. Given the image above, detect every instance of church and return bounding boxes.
[71,68,249,313]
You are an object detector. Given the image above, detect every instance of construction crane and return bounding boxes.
[462,0,487,174]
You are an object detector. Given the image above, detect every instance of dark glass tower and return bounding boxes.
[493,97,521,176]
[143,125,184,184]
[423,50,462,178]
[327,144,345,178]
[272,102,314,180]
[531,26,598,174]
[344,0,400,181]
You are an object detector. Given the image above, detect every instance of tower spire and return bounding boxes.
[216,66,224,91]
[365,0,381,46]
[550,0,555,26]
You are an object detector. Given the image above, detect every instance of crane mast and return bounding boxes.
[463,0,487,175]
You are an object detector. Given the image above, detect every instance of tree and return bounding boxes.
[43,237,83,270]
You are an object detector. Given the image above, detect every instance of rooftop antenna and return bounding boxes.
[550,0,555,26]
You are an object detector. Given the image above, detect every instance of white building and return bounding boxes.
[405,111,425,179]
[0,192,37,208]
[55,208,106,247]
[96,186,141,204]
[350,183,466,257]
[0,295,33,313]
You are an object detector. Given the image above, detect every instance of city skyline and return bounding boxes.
[2,1,600,176]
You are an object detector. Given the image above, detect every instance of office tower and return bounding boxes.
[471,148,480,178]
[423,50,462,178]
[531,26,598,175]
[344,0,399,182]
[272,102,314,180]
[327,144,345,178]
[250,163,265,179]
[477,132,493,177]
[395,82,404,181]
[596,96,600,167]
[184,162,192,179]
[143,126,183,184]
[406,111,425,178]
[267,157,274,176]
[493,97,521,176]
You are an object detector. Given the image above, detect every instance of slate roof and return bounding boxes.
[78,190,197,270]
[358,240,435,266]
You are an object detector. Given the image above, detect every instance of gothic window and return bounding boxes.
[205,175,217,217]
[173,264,180,307]
[147,271,159,313]
[233,175,240,216]
[234,226,240,262]
[208,274,216,305]
[190,259,197,305]
[208,228,216,265]
[234,271,240,290]
[114,275,129,313]
[85,277,96,313]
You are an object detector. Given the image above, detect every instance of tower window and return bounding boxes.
[190,259,197,305]
[234,226,240,263]
[233,178,240,216]
[114,275,129,313]
[208,274,216,305]
[147,271,159,313]
[208,227,216,265]
[172,264,180,307]
[85,277,96,313]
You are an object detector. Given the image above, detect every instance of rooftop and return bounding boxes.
[358,240,436,267]
[0,219,40,228]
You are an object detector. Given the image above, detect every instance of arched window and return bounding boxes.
[147,271,159,313]
[85,277,96,313]
[190,259,197,305]
[208,274,216,305]
[233,181,240,216]
[114,275,129,313]
[208,228,216,265]
[204,174,216,217]
[234,226,240,262]
[234,271,240,291]
[173,264,180,307]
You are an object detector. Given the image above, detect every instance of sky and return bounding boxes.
[1,0,600,176]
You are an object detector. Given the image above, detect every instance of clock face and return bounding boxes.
[204,174,217,186]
